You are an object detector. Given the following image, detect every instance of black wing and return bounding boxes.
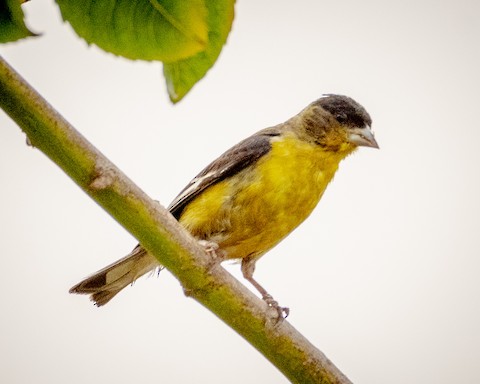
[168,128,281,219]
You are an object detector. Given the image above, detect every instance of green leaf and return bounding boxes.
[163,0,235,103]
[0,0,37,43]
[56,0,209,62]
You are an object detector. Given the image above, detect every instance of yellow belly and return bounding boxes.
[178,134,353,260]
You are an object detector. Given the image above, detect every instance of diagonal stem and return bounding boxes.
[0,55,352,384]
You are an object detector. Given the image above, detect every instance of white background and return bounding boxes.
[1,1,480,383]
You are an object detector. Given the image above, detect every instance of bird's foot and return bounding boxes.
[198,240,226,261]
[262,293,290,321]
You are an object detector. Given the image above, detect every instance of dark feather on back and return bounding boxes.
[168,130,278,219]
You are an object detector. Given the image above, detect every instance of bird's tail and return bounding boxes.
[69,246,159,306]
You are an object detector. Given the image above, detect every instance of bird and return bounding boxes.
[70,94,378,316]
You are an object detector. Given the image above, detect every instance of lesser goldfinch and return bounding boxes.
[70,94,378,315]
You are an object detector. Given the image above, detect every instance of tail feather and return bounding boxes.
[69,246,158,306]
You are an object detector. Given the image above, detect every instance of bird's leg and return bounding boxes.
[241,258,289,319]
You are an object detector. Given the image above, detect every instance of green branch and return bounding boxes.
[0,55,352,384]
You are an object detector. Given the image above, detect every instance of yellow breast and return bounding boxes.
[179,133,354,260]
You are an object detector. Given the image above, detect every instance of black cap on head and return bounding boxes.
[315,94,372,129]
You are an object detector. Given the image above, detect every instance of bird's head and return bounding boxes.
[298,94,378,153]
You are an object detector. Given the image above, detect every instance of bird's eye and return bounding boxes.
[336,113,348,123]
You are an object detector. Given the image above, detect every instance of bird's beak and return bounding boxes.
[348,125,379,149]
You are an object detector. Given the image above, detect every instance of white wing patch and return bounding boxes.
[167,167,229,212]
